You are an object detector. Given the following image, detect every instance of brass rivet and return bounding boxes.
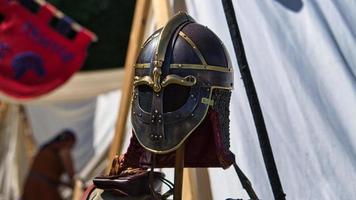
[158,120,162,123]
[155,109,158,113]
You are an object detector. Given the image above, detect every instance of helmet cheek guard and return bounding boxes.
[131,12,234,160]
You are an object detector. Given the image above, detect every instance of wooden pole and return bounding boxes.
[152,1,214,199]
[183,168,213,200]
[72,179,83,200]
[173,144,185,200]
[106,0,150,173]
[171,0,214,198]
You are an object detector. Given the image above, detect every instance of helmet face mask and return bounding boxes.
[131,12,233,154]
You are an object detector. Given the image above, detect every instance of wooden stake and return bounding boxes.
[170,0,214,198]
[183,168,213,200]
[106,0,150,173]
[174,144,185,200]
[72,179,83,200]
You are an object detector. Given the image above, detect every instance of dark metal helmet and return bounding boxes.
[131,12,233,154]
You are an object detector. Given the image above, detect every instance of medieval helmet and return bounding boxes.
[131,12,233,154]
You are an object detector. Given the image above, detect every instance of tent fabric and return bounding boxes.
[25,69,124,104]
[5,1,355,199]
[0,105,29,200]
[186,0,356,199]
[0,69,124,104]
[25,90,121,179]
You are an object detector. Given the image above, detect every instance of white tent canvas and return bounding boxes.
[186,0,356,199]
[1,1,355,199]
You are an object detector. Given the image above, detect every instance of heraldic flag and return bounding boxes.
[0,0,96,98]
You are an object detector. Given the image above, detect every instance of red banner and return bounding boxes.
[0,0,96,98]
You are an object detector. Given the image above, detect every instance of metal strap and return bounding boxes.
[154,12,195,65]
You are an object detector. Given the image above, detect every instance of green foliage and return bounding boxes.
[47,0,136,71]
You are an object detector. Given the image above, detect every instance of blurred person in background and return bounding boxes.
[22,129,77,200]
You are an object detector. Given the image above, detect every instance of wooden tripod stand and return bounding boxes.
[173,144,185,200]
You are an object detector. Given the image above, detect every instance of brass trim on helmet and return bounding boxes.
[201,97,214,106]
[152,66,162,92]
[149,12,195,93]
[178,31,207,65]
[134,63,150,68]
[133,74,197,90]
[154,12,195,66]
[161,75,197,87]
[141,30,161,48]
[134,63,233,73]
[170,64,233,73]
[212,85,234,90]
[133,76,154,87]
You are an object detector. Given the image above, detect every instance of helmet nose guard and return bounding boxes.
[132,12,233,154]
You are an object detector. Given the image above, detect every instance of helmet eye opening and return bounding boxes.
[163,84,191,112]
[138,85,153,112]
